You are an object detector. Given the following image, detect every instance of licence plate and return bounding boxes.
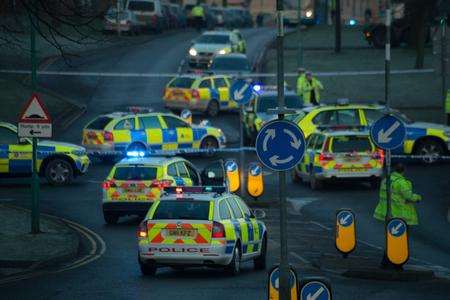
[166,229,197,238]
[339,168,366,172]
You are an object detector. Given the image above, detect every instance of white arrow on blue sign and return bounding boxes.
[387,218,407,237]
[230,79,253,105]
[225,160,238,172]
[269,267,297,291]
[370,115,406,150]
[256,120,306,171]
[337,210,354,227]
[300,281,331,300]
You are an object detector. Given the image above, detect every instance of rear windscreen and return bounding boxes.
[331,136,372,153]
[128,1,155,12]
[153,201,210,220]
[86,116,112,130]
[113,166,158,180]
[168,77,195,88]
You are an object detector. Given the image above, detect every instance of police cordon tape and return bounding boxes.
[2,148,450,161]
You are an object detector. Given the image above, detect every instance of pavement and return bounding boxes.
[0,26,449,299]
[263,25,444,123]
[0,204,79,278]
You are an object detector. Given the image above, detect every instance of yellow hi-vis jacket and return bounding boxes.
[191,6,205,18]
[373,172,422,225]
[296,74,306,97]
[445,89,450,114]
[298,77,323,105]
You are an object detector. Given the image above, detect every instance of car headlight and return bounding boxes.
[305,10,313,18]
[217,48,230,55]
[189,48,197,56]
[72,149,86,156]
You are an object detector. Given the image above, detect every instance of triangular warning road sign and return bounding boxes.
[19,93,52,123]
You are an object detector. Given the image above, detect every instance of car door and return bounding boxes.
[197,78,214,101]
[175,161,193,186]
[226,197,251,254]
[184,161,201,185]
[361,108,385,126]
[112,117,135,149]
[213,77,234,109]
[166,162,184,185]
[236,197,261,254]
[301,134,318,175]
[0,125,32,174]
[161,115,194,150]
[139,115,164,150]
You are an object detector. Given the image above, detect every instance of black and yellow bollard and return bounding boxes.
[225,159,240,193]
[247,162,264,200]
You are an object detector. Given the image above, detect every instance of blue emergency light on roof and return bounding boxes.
[349,19,357,26]
[126,150,146,157]
[252,84,261,92]
[164,186,227,194]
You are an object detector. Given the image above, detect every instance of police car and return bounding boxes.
[102,156,225,224]
[0,122,89,185]
[243,86,302,144]
[82,110,226,156]
[163,74,236,117]
[286,101,450,163]
[137,186,267,276]
[292,126,384,190]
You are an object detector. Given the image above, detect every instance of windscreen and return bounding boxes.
[153,201,210,220]
[256,95,302,112]
[128,1,155,12]
[331,136,372,153]
[106,9,130,20]
[113,166,158,180]
[210,57,250,71]
[86,116,112,130]
[168,77,196,88]
[196,34,230,44]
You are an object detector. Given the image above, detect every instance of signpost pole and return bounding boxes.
[385,149,392,220]
[276,1,290,298]
[385,0,391,106]
[441,16,447,124]
[30,0,40,234]
[239,104,245,197]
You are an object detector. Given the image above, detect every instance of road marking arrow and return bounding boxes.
[283,129,301,149]
[233,83,249,101]
[307,286,325,300]
[377,121,400,144]
[263,129,276,151]
[269,155,294,166]
[390,222,403,235]
[340,213,352,225]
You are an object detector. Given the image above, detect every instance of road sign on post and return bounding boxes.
[247,162,264,199]
[225,159,240,193]
[386,218,409,266]
[268,265,298,300]
[299,279,332,300]
[335,209,356,256]
[18,94,52,234]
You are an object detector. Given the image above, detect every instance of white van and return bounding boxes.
[126,0,165,32]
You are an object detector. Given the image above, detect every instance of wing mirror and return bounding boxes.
[253,209,266,219]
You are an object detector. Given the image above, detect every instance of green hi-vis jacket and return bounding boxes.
[373,172,422,225]
[297,77,323,105]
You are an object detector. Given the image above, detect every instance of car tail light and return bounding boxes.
[212,221,225,238]
[372,149,385,162]
[103,131,114,142]
[137,221,148,238]
[102,180,117,189]
[151,179,173,189]
[191,89,200,99]
[319,153,334,162]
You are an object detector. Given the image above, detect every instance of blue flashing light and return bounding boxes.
[127,151,145,157]
[253,84,261,92]
[349,19,357,26]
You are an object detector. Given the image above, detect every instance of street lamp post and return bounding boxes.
[385,0,391,106]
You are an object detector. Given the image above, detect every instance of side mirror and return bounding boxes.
[253,209,266,219]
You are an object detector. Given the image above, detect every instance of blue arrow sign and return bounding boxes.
[387,218,407,237]
[225,160,238,172]
[337,210,354,227]
[300,281,331,300]
[256,120,305,171]
[249,163,262,176]
[269,268,297,291]
[370,115,406,150]
[180,109,192,119]
[230,79,253,105]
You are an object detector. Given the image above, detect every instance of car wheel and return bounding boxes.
[200,137,218,157]
[254,235,267,270]
[414,139,444,164]
[139,258,157,276]
[45,158,73,186]
[103,212,119,224]
[226,244,241,275]
[309,167,322,190]
[206,100,219,117]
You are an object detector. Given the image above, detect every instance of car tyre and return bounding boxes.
[45,158,74,186]
[414,139,444,164]
[206,100,220,117]
[226,244,241,275]
[254,235,267,270]
[200,137,218,157]
[104,212,119,224]
[139,258,157,276]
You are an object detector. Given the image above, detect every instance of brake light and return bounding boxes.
[191,89,200,99]
[151,179,173,189]
[137,221,148,238]
[372,149,385,161]
[103,131,114,142]
[102,180,117,189]
[212,221,225,238]
[319,153,334,162]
